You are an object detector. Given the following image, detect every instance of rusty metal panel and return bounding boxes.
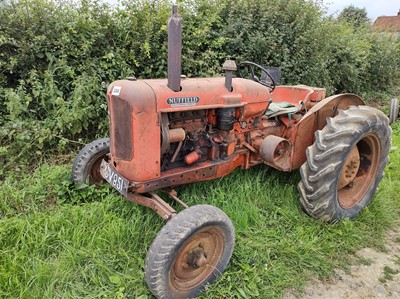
[107,80,160,182]
[290,93,365,170]
[145,77,270,113]
[132,152,246,193]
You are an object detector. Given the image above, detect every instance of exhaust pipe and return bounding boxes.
[168,5,182,92]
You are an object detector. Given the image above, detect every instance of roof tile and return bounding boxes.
[372,12,400,32]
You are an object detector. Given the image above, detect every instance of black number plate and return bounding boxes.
[100,160,129,196]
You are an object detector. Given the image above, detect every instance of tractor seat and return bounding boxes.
[265,101,304,118]
[265,84,325,118]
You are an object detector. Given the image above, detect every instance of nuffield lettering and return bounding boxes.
[166,96,200,107]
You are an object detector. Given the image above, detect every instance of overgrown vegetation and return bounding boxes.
[0,0,400,297]
[338,5,369,28]
[0,0,399,170]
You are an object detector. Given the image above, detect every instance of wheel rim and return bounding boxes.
[89,155,108,184]
[169,226,225,294]
[338,134,381,209]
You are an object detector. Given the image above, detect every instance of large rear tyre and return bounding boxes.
[389,97,399,124]
[72,138,110,184]
[298,106,391,222]
[145,205,235,299]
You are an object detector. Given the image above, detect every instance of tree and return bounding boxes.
[338,5,370,28]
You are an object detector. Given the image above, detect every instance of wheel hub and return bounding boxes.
[170,227,224,292]
[338,146,360,190]
[338,134,381,209]
[187,246,208,269]
[90,157,107,184]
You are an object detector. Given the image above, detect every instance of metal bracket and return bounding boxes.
[126,192,177,221]
[164,188,189,208]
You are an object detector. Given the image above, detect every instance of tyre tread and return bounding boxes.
[144,205,235,299]
[298,106,391,221]
[72,138,110,184]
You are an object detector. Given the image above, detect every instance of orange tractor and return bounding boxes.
[72,6,391,299]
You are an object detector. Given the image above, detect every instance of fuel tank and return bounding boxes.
[106,77,270,182]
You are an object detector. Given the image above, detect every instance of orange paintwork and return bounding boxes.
[145,77,270,112]
[107,80,160,181]
[271,85,325,105]
[289,93,364,169]
[184,151,201,165]
[106,75,363,194]
[107,77,270,184]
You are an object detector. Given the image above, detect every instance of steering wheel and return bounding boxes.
[238,61,276,91]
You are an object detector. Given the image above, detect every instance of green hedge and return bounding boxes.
[0,0,399,171]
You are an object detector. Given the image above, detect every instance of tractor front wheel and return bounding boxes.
[72,138,110,185]
[298,106,391,222]
[145,205,235,299]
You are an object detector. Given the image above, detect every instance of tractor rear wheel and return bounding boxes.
[298,106,391,222]
[72,138,110,185]
[145,205,235,299]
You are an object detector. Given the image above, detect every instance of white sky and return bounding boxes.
[105,0,398,22]
[324,0,399,21]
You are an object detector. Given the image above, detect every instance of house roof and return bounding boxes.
[372,11,400,32]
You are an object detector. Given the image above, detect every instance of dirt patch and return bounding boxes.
[285,227,400,299]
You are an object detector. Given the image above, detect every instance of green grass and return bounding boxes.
[1,123,400,298]
[395,256,400,266]
[380,266,400,283]
[356,257,374,266]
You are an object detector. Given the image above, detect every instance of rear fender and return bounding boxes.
[290,93,364,170]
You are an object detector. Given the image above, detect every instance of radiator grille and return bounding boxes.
[111,96,133,160]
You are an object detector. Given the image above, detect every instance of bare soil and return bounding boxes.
[285,226,400,299]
